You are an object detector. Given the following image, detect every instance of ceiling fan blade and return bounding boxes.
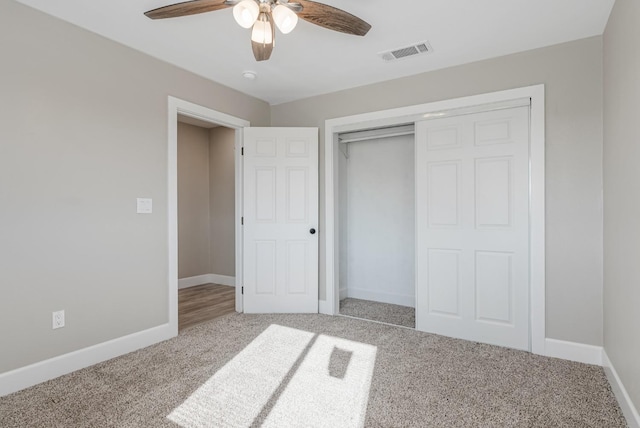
[295,0,371,36]
[144,0,232,20]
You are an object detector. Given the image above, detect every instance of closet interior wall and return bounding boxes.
[338,131,416,308]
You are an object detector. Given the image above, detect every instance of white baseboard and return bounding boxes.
[0,323,174,397]
[603,351,640,428]
[209,274,235,287]
[339,288,348,300]
[178,274,235,289]
[346,287,415,308]
[178,274,211,289]
[544,338,603,365]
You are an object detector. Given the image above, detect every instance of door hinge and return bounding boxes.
[241,147,244,155]
[241,286,244,295]
[241,217,244,225]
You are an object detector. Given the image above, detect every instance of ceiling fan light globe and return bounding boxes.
[251,12,274,45]
[272,4,298,34]
[251,12,275,61]
[233,0,259,28]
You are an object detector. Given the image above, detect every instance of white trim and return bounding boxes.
[326,133,339,315]
[168,98,179,338]
[339,288,348,300]
[345,288,414,308]
[528,85,546,355]
[168,96,249,322]
[178,274,236,289]
[209,274,235,287]
[318,299,331,315]
[325,85,546,354]
[234,128,245,313]
[178,274,212,289]
[325,89,541,133]
[603,350,640,428]
[544,338,603,365]
[0,323,173,397]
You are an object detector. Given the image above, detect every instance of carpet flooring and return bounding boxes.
[0,313,626,427]
[340,297,415,328]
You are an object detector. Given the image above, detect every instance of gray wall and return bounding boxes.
[0,1,269,373]
[209,127,236,277]
[603,0,640,412]
[176,124,236,280]
[178,123,212,278]
[272,37,605,346]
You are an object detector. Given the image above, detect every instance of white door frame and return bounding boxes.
[168,96,250,336]
[324,85,545,355]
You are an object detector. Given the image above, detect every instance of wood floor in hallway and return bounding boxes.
[178,283,235,331]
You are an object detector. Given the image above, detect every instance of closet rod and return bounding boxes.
[339,124,415,144]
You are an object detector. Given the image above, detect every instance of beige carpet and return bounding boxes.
[0,313,627,427]
[340,297,415,328]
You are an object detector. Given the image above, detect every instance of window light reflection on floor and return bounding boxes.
[168,324,378,428]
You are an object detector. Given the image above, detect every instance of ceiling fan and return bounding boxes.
[144,0,371,61]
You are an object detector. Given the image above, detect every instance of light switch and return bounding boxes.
[137,198,153,214]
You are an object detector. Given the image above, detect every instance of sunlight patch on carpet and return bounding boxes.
[261,333,377,427]
[168,324,377,428]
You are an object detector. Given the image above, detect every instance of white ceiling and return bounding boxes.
[15,0,615,105]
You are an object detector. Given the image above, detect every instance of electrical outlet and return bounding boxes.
[52,310,65,329]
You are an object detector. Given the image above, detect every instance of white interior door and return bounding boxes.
[415,106,530,350]
[243,127,319,313]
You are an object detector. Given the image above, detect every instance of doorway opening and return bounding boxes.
[177,116,237,331]
[168,97,249,336]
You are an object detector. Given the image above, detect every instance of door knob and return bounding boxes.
[310,228,316,235]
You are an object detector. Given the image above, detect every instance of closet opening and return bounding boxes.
[326,86,546,353]
[337,124,416,328]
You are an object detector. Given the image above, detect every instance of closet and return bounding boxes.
[338,125,416,327]
[336,103,531,350]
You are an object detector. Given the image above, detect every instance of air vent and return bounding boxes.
[379,41,433,62]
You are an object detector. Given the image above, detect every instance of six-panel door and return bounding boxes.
[243,127,319,313]
[415,106,530,350]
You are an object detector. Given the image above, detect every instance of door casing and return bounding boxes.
[324,85,546,355]
[168,96,249,336]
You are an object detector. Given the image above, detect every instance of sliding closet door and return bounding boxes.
[415,106,530,350]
